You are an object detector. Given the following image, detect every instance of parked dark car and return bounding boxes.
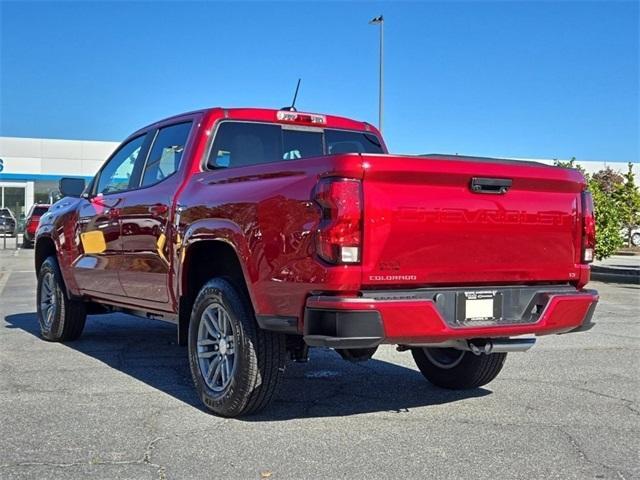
[0,208,17,236]
[23,204,50,247]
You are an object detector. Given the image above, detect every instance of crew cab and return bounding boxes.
[35,107,598,417]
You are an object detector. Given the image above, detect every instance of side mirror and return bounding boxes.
[59,177,86,198]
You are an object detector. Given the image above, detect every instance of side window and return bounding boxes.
[96,135,146,195]
[141,122,192,187]
[207,122,281,169]
[282,129,323,160]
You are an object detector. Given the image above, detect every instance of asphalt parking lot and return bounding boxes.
[1,247,638,480]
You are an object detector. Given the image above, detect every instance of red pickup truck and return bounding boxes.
[35,107,598,417]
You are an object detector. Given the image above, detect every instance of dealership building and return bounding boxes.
[0,136,119,221]
[0,135,636,224]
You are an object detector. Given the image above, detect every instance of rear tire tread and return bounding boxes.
[189,278,286,417]
[411,348,506,390]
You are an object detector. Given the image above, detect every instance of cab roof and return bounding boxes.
[136,107,379,138]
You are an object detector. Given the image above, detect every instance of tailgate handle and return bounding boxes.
[470,177,512,194]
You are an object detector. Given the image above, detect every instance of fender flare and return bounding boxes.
[34,229,81,299]
[178,218,259,310]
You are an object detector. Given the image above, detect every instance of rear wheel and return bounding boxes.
[37,256,86,341]
[336,346,378,362]
[411,347,506,389]
[631,232,640,247]
[188,278,287,417]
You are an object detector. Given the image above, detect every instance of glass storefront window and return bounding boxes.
[34,180,61,204]
[1,186,26,231]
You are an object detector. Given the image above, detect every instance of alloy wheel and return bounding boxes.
[40,271,57,329]
[197,302,237,393]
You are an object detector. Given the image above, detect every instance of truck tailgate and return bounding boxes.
[361,154,585,287]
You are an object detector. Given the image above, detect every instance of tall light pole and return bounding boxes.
[369,15,384,133]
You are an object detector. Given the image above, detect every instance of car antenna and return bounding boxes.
[281,78,301,111]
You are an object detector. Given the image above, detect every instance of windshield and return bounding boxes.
[0,209,13,218]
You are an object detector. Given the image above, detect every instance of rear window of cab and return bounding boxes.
[207,121,383,169]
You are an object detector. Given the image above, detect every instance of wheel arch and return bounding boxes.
[35,235,57,275]
[177,221,259,345]
[34,234,81,300]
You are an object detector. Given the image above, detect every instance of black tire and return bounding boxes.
[36,256,86,341]
[336,346,378,362]
[188,278,287,417]
[631,233,640,247]
[22,232,31,248]
[411,347,506,389]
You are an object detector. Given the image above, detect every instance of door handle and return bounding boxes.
[149,204,169,215]
[470,177,512,195]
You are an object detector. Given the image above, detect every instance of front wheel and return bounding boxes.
[411,347,506,389]
[37,256,87,341]
[188,278,287,417]
[631,232,640,247]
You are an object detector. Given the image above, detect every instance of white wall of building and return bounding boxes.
[501,157,638,175]
[0,136,118,178]
[1,135,636,181]
[0,135,637,220]
[0,136,118,219]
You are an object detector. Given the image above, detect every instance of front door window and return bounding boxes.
[96,135,145,195]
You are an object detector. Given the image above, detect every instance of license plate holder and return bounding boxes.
[456,291,503,325]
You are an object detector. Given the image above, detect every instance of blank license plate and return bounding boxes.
[458,291,502,323]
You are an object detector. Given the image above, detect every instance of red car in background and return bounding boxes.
[23,204,50,247]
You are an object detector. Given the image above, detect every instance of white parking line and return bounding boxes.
[0,272,10,297]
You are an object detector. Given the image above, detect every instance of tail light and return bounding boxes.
[313,178,362,264]
[582,190,595,263]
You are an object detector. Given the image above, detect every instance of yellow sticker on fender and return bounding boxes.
[156,233,168,264]
[80,231,107,254]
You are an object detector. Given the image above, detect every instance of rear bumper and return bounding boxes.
[303,287,599,348]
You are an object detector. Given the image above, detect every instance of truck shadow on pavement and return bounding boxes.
[5,312,490,420]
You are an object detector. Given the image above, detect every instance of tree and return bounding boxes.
[554,158,624,259]
[554,157,587,177]
[592,167,624,194]
[614,162,640,246]
[589,179,624,258]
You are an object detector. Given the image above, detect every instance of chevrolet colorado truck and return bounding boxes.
[35,107,598,417]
